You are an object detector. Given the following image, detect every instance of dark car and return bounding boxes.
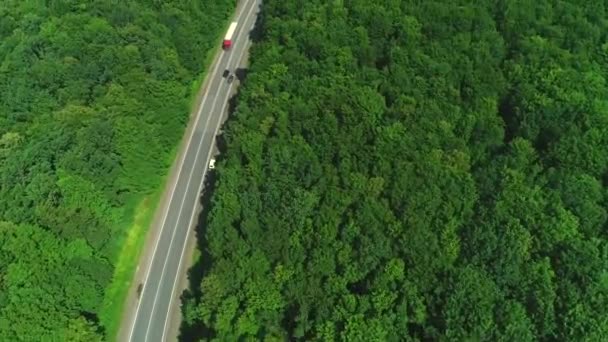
[137,283,143,298]
[222,69,230,78]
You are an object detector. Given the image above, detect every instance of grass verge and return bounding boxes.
[99,188,162,341]
[97,18,233,342]
[191,246,202,265]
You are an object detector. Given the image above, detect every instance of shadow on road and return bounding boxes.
[177,167,216,341]
[177,87,244,341]
[177,3,266,339]
[249,2,265,43]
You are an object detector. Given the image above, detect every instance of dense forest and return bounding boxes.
[0,1,233,340]
[183,0,608,340]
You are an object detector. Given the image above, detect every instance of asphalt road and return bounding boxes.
[123,1,260,341]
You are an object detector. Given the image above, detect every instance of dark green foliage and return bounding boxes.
[184,0,608,340]
[0,0,233,339]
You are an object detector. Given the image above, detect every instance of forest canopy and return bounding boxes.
[183,0,608,341]
[0,0,233,340]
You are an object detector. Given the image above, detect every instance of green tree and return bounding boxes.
[180,0,608,340]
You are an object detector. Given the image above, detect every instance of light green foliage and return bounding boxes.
[0,0,234,339]
[183,0,608,341]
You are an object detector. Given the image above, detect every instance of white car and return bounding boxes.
[209,158,216,169]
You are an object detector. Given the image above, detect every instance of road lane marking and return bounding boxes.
[159,2,260,340]
[142,50,235,340]
[127,1,253,341]
[141,1,257,340]
[142,42,234,341]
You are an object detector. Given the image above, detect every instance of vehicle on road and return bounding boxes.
[137,283,143,299]
[223,22,238,49]
[121,1,259,340]
[223,69,235,83]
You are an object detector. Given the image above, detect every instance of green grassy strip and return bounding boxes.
[98,18,233,342]
[99,189,162,342]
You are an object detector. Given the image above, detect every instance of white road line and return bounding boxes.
[142,42,237,341]
[126,1,252,341]
[141,2,256,340]
[159,2,260,340]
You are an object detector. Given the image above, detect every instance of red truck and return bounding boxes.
[223,22,238,50]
